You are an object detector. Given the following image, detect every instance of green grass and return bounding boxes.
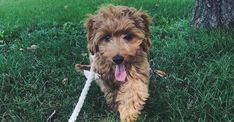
[0,0,234,121]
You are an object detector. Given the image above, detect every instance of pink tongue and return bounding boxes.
[115,64,126,82]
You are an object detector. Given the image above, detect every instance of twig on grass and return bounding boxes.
[47,110,56,122]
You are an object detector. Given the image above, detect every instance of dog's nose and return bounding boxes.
[112,54,124,64]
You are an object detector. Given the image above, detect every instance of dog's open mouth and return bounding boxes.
[115,64,126,81]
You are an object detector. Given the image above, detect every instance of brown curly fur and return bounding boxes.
[77,5,151,122]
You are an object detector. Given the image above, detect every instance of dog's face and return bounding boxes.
[85,5,151,81]
[97,22,144,63]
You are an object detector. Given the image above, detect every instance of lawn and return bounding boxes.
[0,0,234,121]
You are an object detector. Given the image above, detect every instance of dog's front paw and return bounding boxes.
[124,114,138,122]
[75,64,90,72]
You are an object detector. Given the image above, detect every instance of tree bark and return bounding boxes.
[190,0,234,28]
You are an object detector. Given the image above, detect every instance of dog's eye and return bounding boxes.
[103,35,111,42]
[123,33,133,41]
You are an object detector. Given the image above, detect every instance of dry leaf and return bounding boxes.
[62,78,68,84]
[81,53,88,57]
[27,44,38,51]
[154,4,159,7]
[154,70,167,77]
[0,40,6,47]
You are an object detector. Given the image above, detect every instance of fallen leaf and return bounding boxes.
[154,70,167,77]
[0,40,6,47]
[81,53,88,57]
[27,44,38,51]
[62,78,68,84]
[154,4,159,7]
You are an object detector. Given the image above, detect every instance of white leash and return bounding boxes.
[68,56,100,122]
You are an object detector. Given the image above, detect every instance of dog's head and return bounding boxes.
[85,5,151,81]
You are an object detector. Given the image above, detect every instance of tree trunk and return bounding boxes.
[190,0,234,28]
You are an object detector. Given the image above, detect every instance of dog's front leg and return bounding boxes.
[116,80,149,122]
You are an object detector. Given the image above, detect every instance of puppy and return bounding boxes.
[77,5,151,122]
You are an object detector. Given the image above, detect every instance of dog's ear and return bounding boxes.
[84,16,98,55]
[139,12,152,52]
[123,8,152,52]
